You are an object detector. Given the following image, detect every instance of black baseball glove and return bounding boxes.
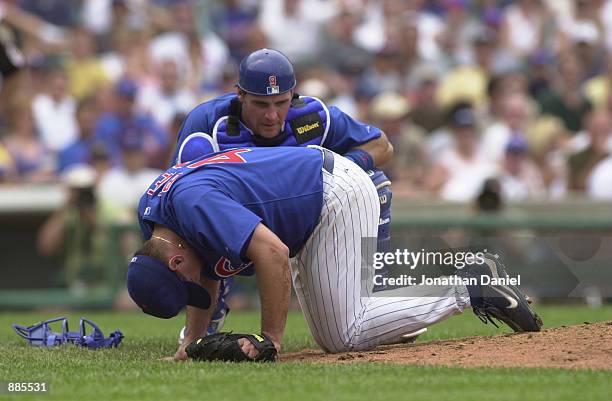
[185,332,278,362]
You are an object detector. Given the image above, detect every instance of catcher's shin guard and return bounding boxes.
[368,170,392,292]
[368,170,392,252]
[207,276,232,335]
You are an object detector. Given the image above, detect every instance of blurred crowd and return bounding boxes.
[1,0,612,207]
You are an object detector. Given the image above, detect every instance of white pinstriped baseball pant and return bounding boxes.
[291,150,471,353]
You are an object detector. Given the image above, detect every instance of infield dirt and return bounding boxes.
[281,321,612,370]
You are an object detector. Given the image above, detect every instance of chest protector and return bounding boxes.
[177,95,330,163]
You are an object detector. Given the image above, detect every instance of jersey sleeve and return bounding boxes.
[322,106,382,154]
[171,187,262,265]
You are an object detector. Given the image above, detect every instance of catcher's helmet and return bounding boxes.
[237,48,296,96]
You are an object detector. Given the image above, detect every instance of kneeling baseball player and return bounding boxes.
[126,146,542,362]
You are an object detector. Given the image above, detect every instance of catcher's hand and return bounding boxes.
[185,332,278,362]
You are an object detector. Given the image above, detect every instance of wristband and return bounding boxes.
[343,148,375,171]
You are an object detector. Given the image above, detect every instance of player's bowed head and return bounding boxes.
[126,230,211,319]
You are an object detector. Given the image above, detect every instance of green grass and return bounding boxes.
[0,305,610,401]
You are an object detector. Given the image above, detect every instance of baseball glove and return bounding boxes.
[185,332,278,362]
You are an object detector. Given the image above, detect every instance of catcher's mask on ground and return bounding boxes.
[127,255,211,318]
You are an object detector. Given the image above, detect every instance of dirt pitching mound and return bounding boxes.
[281,321,612,370]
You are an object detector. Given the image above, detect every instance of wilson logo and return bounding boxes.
[296,122,320,135]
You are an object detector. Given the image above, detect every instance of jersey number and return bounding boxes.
[147,172,182,196]
[150,149,252,195]
[178,148,251,169]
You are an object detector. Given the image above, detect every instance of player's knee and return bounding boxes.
[318,338,354,354]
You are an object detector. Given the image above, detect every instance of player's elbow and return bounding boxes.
[382,140,394,164]
[373,131,394,166]
[246,224,290,266]
[269,242,290,263]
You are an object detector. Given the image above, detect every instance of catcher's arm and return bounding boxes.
[244,223,290,355]
[172,277,220,361]
[355,131,394,167]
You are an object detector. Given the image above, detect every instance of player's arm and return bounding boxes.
[354,131,394,167]
[324,106,394,169]
[245,223,291,353]
[172,276,220,361]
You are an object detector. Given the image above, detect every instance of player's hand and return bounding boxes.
[238,337,259,358]
[173,347,188,361]
[160,343,189,362]
[238,337,281,358]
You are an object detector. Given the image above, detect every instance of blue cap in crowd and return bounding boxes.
[450,106,477,127]
[119,130,144,151]
[127,255,211,319]
[506,136,529,154]
[115,78,139,99]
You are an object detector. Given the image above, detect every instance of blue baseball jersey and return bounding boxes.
[170,93,380,165]
[138,147,325,280]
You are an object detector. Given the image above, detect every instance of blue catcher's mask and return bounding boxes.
[12,317,124,349]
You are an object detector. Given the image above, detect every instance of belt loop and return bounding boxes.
[321,148,334,173]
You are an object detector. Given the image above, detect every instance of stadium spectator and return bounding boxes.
[57,96,105,172]
[1,99,56,183]
[93,78,169,169]
[587,154,612,199]
[500,0,548,58]
[584,52,612,109]
[66,26,110,100]
[136,58,197,132]
[437,26,514,110]
[496,135,545,201]
[538,53,593,132]
[258,0,327,66]
[481,92,532,163]
[408,65,445,133]
[149,0,229,94]
[526,116,569,198]
[31,62,78,153]
[570,21,606,81]
[212,0,258,61]
[37,164,106,293]
[19,0,79,28]
[0,141,15,182]
[567,109,612,192]
[426,102,496,201]
[97,131,161,219]
[368,91,426,195]
[319,9,371,77]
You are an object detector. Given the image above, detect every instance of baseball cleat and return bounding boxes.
[457,254,543,332]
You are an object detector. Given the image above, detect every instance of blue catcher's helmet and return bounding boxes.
[237,48,296,96]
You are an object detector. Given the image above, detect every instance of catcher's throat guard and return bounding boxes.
[12,317,124,349]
